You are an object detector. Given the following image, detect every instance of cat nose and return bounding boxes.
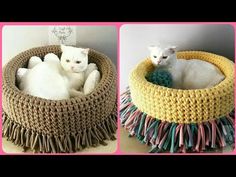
[71,66,74,69]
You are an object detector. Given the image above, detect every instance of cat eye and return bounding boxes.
[66,59,70,62]
[153,56,157,58]
[162,56,168,59]
[76,61,81,64]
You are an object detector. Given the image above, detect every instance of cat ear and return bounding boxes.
[82,48,89,55]
[61,44,66,52]
[168,46,177,54]
[148,45,158,51]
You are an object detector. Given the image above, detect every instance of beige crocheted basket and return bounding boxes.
[2,45,117,153]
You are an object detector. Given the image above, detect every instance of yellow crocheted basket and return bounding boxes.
[130,51,234,124]
[120,51,234,153]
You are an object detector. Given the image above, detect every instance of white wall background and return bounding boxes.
[2,26,117,67]
[120,24,235,92]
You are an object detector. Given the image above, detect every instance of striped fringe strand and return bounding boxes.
[120,89,235,153]
[2,112,117,153]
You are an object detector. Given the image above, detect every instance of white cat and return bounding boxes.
[148,46,225,89]
[60,45,100,96]
[17,45,101,100]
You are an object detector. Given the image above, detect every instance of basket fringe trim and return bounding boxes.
[2,112,117,153]
[120,89,235,153]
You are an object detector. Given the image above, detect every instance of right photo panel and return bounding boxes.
[119,24,235,153]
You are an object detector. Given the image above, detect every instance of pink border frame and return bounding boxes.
[0,22,235,156]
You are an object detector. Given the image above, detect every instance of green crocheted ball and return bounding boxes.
[146,69,173,88]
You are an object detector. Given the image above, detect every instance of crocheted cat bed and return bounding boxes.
[120,51,234,153]
[2,45,117,153]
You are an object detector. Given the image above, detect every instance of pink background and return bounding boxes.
[0,22,235,155]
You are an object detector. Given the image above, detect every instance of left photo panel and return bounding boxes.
[1,25,118,153]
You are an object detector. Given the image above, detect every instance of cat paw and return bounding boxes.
[44,53,60,63]
[16,68,28,84]
[85,63,99,80]
[28,56,42,69]
[83,70,101,95]
[88,63,98,70]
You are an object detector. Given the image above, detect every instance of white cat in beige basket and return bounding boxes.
[17,45,101,100]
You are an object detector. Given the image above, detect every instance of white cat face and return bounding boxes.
[148,46,176,66]
[60,45,89,73]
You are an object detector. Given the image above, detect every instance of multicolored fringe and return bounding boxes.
[2,112,117,153]
[120,89,235,153]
